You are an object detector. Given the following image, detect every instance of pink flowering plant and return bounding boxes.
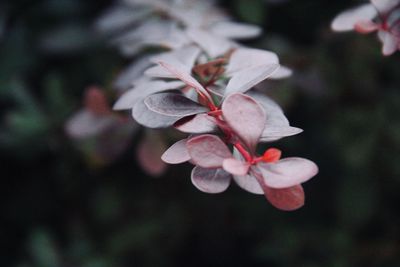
[66,0,319,210]
[114,46,318,210]
[331,0,400,56]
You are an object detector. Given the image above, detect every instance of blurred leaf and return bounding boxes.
[29,230,60,267]
[108,221,163,255]
[234,0,266,25]
[336,173,378,229]
[44,73,73,121]
[40,24,96,54]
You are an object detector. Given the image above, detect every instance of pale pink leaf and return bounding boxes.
[264,185,305,211]
[113,56,152,90]
[114,21,189,52]
[378,31,398,56]
[149,45,201,67]
[113,20,171,46]
[247,91,303,142]
[226,48,279,75]
[210,21,262,39]
[222,93,266,151]
[186,28,233,58]
[233,173,264,194]
[158,60,209,96]
[225,64,280,94]
[269,65,293,79]
[84,87,111,115]
[144,65,179,79]
[186,134,232,168]
[257,157,319,189]
[331,4,377,32]
[144,93,208,117]
[248,91,288,124]
[113,80,184,110]
[191,166,231,193]
[161,139,190,164]
[65,110,116,139]
[145,47,199,78]
[132,99,181,128]
[174,113,217,133]
[136,132,167,177]
[95,5,150,33]
[260,126,303,142]
[222,158,250,176]
[371,0,400,14]
[231,148,264,194]
[354,20,379,34]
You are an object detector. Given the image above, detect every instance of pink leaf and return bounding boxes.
[210,21,262,39]
[95,5,150,33]
[84,86,111,115]
[145,47,200,78]
[232,173,264,195]
[113,80,184,110]
[354,20,379,34]
[132,99,181,128]
[222,93,266,151]
[226,48,279,75]
[222,158,250,176]
[257,157,318,189]
[247,91,303,142]
[260,126,303,142]
[191,166,231,193]
[231,148,264,194]
[144,65,180,79]
[269,66,293,79]
[186,28,233,58]
[174,113,217,133]
[263,185,305,211]
[371,0,400,14]
[225,64,280,94]
[113,56,153,90]
[186,134,232,168]
[331,4,377,32]
[136,133,168,177]
[65,110,116,139]
[158,60,209,97]
[378,31,398,56]
[161,139,190,164]
[149,45,201,66]
[144,93,208,117]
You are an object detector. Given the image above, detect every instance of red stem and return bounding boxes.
[233,142,253,163]
[196,69,255,163]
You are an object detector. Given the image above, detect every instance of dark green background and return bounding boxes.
[1,0,400,266]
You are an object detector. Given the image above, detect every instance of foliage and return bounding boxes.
[1,0,400,266]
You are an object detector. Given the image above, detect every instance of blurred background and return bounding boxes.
[1,0,400,266]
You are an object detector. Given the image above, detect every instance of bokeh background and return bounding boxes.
[1,0,400,266]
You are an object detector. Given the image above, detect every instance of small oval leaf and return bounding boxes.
[222,93,266,151]
[144,93,208,117]
[225,64,280,94]
[187,134,232,168]
[264,185,305,211]
[222,158,250,176]
[257,157,319,189]
[331,4,377,32]
[191,166,231,193]
[161,139,190,164]
[174,113,217,133]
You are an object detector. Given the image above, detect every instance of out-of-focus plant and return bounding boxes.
[331,0,400,56]
[64,0,320,210]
